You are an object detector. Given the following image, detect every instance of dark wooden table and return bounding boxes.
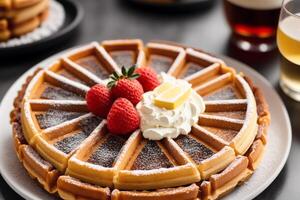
[0,0,299,199]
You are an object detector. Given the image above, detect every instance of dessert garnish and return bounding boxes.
[136,73,205,140]
[86,65,155,136]
[108,65,144,106]
[135,67,160,92]
[154,81,192,110]
[107,98,140,135]
[86,84,113,118]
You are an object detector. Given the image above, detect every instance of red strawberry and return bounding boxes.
[108,66,144,105]
[135,67,160,92]
[86,84,113,118]
[107,98,140,135]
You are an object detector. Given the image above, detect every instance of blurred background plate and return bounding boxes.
[0,0,83,57]
[0,44,291,200]
[125,0,216,12]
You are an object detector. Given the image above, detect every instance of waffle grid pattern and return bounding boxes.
[11,39,270,200]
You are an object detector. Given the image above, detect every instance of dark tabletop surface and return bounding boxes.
[0,0,299,199]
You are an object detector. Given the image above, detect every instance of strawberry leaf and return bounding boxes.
[128,65,136,76]
[109,75,117,81]
[108,65,140,87]
[130,74,140,79]
[113,71,119,79]
[107,81,116,88]
[121,66,127,76]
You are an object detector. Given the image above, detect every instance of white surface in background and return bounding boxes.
[0,48,292,200]
[227,0,282,10]
[0,0,65,48]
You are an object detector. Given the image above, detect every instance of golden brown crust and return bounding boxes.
[11,69,61,193]
[254,88,270,122]
[195,73,269,200]
[256,121,268,144]
[243,74,269,170]
[210,156,248,190]
[200,181,211,200]
[19,145,60,193]
[12,122,26,159]
[243,75,270,142]
[246,139,265,170]
[9,44,271,200]
[57,176,111,200]
[201,156,252,200]
[111,184,199,200]
[10,68,41,123]
[242,75,255,91]
[243,75,271,125]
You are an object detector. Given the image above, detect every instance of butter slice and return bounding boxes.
[154,82,192,110]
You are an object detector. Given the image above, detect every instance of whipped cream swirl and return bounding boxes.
[136,73,205,140]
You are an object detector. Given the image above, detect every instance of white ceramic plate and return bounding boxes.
[0,48,291,200]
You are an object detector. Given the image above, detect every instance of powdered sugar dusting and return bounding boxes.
[42,113,93,134]
[148,55,173,73]
[45,70,90,93]
[58,69,89,86]
[199,113,245,125]
[87,134,126,168]
[63,57,104,85]
[204,85,239,100]
[205,111,246,120]
[76,56,110,80]
[54,131,89,154]
[30,99,86,107]
[79,116,103,135]
[110,51,135,68]
[182,62,205,78]
[202,126,238,142]
[131,141,173,170]
[41,86,84,101]
[127,163,194,176]
[175,135,214,164]
[54,116,102,154]
[35,109,84,129]
[204,99,248,106]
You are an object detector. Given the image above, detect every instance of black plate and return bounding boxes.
[0,0,84,56]
[126,0,215,12]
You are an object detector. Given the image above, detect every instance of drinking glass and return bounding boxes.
[277,0,300,101]
[224,0,282,53]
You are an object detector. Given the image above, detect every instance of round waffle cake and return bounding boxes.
[11,39,270,200]
[0,0,49,41]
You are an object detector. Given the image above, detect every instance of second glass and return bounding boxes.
[277,0,300,101]
[224,0,282,53]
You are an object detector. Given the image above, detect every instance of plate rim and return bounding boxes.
[0,45,292,200]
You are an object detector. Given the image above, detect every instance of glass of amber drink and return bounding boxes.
[277,0,300,101]
[224,0,281,53]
